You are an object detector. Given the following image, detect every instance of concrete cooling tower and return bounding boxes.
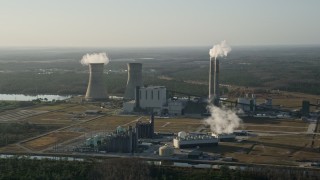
[85,63,108,101]
[209,58,220,106]
[124,63,143,100]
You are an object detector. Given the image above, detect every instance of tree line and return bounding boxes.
[0,157,319,180]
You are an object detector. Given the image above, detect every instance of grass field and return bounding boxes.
[31,104,74,111]
[69,115,140,132]
[198,133,319,165]
[0,144,28,153]
[26,111,79,125]
[26,104,103,125]
[67,116,205,133]
[154,118,203,133]
[243,125,307,132]
[22,131,82,151]
[216,134,320,165]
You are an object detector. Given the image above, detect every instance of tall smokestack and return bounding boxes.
[85,63,108,101]
[208,58,214,100]
[124,63,143,100]
[208,58,220,106]
[209,40,231,105]
[213,58,220,106]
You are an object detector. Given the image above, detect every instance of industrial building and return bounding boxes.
[123,86,167,115]
[85,134,103,147]
[135,114,154,139]
[211,133,236,142]
[124,63,143,100]
[237,94,256,112]
[173,131,218,149]
[85,63,108,101]
[187,150,204,159]
[138,86,167,114]
[301,100,310,116]
[168,99,187,116]
[86,126,138,153]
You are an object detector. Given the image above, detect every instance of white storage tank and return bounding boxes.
[178,131,187,139]
[159,145,174,157]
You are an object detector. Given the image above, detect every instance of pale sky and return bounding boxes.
[0,0,319,47]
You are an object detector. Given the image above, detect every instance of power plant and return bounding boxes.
[124,63,143,100]
[85,63,108,101]
[209,58,220,106]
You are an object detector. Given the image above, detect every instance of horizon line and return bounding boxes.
[0,43,320,49]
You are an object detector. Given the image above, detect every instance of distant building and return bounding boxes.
[123,86,167,115]
[168,100,187,116]
[301,100,310,116]
[138,86,167,114]
[123,86,188,116]
[136,114,154,139]
[123,100,136,113]
[237,96,256,112]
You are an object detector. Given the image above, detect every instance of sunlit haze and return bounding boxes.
[1,0,320,47]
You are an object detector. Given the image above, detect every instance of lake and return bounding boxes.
[0,94,71,101]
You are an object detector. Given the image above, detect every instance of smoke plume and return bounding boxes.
[204,105,242,134]
[80,52,110,65]
[209,40,231,59]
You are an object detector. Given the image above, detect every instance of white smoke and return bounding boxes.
[80,52,110,65]
[204,104,242,134]
[209,40,231,60]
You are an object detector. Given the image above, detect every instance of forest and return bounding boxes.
[0,45,319,97]
[0,157,319,180]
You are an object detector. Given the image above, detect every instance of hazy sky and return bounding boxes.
[1,0,319,47]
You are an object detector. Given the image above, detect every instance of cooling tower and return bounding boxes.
[85,63,108,101]
[124,63,143,100]
[208,58,219,106]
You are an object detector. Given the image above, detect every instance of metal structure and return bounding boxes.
[209,58,220,106]
[99,126,138,153]
[124,63,143,100]
[135,114,154,139]
[85,63,108,101]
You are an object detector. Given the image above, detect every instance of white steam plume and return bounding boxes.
[209,40,231,59]
[204,104,242,134]
[80,52,110,65]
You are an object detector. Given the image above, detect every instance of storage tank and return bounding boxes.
[159,145,174,156]
[178,131,187,139]
[124,63,143,100]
